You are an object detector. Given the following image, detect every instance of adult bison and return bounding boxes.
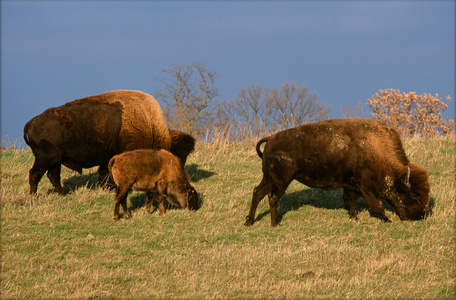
[23,90,194,195]
[244,118,430,227]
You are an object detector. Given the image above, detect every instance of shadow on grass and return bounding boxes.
[57,163,215,194]
[128,190,206,215]
[56,172,101,194]
[185,164,216,182]
[253,188,408,224]
[426,197,436,219]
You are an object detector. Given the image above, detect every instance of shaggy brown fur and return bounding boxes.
[24,90,195,195]
[108,149,199,220]
[245,118,430,227]
[169,129,196,166]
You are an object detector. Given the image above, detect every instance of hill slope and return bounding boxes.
[1,138,454,299]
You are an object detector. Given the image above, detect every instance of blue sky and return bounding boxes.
[2,1,454,147]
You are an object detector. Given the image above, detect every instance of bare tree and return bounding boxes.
[341,101,366,118]
[220,84,273,139]
[216,82,332,141]
[268,81,331,129]
[155,61,218,136]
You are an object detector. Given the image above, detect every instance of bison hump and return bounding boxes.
[116,92,171,151]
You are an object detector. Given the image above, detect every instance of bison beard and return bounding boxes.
[244,118,430,227]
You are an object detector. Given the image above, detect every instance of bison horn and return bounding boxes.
[404,166,411,188]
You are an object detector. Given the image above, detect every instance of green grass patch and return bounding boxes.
[1,138,455,299]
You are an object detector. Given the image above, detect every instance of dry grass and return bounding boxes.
[1,137,455,299]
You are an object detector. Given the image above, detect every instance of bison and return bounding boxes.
[108,149,199,220]
[169,129,196,167]
[23,90,195,195]
[244,118,430,227]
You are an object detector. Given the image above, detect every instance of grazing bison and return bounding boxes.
[244,118,430,227]
[23,90,195,195]
[108,149,199,220]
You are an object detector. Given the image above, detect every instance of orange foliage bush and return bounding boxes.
[367,89,454,137]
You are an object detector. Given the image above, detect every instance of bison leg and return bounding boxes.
[342,189,359,220]
[157,194,166,215]
[114,186,131,220]
[268,185,287,227]
[47,164,66,196]
[144,192,153,214]
[245,177,271,226]
[144,191,161,214]
[29,161,48,195]
[360,191,391,222]
[120,198,131,219]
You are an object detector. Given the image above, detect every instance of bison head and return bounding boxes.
[395,164,430,220]
[187,185,199,211]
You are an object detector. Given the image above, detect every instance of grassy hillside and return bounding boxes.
[1,137,454,299]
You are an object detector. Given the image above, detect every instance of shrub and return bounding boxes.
[367,89,454,137]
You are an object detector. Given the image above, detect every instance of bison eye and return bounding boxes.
[410,192,419,201]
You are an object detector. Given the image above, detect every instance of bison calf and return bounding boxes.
[108,149,199,220]
[245,118,430,227]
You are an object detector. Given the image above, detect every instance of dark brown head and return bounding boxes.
[396,164,430,220]
[187,185,199,211]
[169,129,196,166]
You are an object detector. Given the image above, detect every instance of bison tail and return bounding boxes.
[108,157,116,174]
[107,157,117,186]
[23,120,32,146]
[256,137,269,159]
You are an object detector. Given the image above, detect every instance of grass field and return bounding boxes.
[1,137,455,299]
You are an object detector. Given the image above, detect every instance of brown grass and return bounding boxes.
[1,137,454,299]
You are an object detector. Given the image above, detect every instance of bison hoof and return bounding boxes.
[244,216,253,226]
[55,189,67,196]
